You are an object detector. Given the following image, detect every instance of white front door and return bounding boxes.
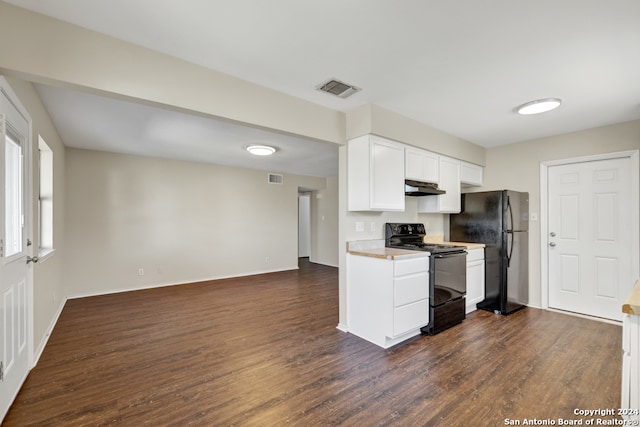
[0,83,32,421]
[548,156,634,321]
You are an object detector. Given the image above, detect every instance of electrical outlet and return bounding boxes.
[138,268,144,276]
[356,222,364,232]
[370,222,376,232]
[265,256,270,264]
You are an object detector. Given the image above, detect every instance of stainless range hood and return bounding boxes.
[405,179,445,196]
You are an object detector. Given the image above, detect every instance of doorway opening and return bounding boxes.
[298,191,311,268]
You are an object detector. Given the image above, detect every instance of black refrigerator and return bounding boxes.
[450,190,529,314]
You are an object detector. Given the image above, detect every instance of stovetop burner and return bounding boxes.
[385,223,466,254]
[387,243,465,254]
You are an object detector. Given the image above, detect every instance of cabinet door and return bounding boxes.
[439,157,461,212]
[371,137,405,210]
[466,261,485,311]
[417,156,461,213]
[405,147,439,183]
[394,299,429,336]
[461,161,483,186]
[465,248,485,313]
[347,135,404,211]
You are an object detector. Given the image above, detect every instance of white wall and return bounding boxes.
[310,176,339,267]
[65,148,333,297]
[483,119,640,308]
[347,104,485,166]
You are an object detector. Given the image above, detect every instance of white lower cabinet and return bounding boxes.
[465,248,485,313]
[347,253,429,348]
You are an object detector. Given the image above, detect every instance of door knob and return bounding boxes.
[550,232,556,237]
[549,242,556,247]
[26,256,39,264]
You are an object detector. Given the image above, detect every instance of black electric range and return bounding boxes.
[385,223,467,335]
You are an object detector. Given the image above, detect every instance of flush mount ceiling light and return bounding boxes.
[516,98,562,115]
[246,145,276,156]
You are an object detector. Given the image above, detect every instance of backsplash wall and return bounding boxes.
[344,196,446,242]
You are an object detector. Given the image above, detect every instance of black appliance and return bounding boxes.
[450,190,529,315]
[385,223,467,335]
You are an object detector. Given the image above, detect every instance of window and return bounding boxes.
[4,126,23,257]
[38,135,53,254]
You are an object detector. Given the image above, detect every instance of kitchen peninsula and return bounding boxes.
[346,236,486,349]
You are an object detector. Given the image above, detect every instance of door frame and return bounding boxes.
[539,150,639,315]
[0,76,34,412]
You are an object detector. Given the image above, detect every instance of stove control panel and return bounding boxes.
[385,223,426,237]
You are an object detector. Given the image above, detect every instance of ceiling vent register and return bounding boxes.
[316,79,361,99]
[268,173,283,184]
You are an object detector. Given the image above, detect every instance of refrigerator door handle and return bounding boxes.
[507,195,513,232]
[506,196,514,267]
[507,230,514,268]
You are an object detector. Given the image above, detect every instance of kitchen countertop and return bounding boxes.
[346,238,484,260]
[443,241,486,250]
[623,279,640,315]
[347,246,428,260]
[346,240,427,260]
[425,235,486,250]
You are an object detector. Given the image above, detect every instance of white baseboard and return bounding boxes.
[546,307,622,325]
[33,297,67,367]
[309,258,339,268]
[68,266,300,300]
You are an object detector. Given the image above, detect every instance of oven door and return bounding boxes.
[432,251,467,301]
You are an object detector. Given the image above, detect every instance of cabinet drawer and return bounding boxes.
[394,273,429,307]
[394,299,429,336]
[466,248,484,262]
[394,256,428,276]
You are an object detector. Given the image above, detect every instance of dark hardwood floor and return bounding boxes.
[4,259,622,426]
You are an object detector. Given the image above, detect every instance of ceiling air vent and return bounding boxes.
[268,173,283,184]
[316,78,361,99]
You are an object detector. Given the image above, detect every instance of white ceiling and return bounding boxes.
[7,0,640,177]
[34,84,339,177]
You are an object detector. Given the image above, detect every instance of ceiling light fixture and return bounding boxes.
[246,145,276,156]
[516,98,562,115]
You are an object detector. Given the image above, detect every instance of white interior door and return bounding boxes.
[548,156,633,321]
[1,84,32,421]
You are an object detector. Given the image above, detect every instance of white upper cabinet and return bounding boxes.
[404,146,439,183]
[348,135,405,211]
[417,156,461,213]
[460,161,483,186]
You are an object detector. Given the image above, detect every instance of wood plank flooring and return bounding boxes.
[4,259,622,426]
